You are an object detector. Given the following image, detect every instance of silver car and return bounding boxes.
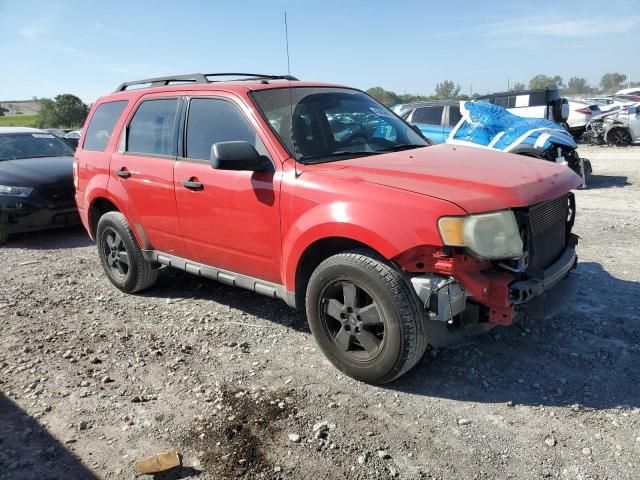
[586,104,640,146]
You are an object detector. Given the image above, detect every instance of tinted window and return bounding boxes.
[0,133,74,161]
[411,106,444,125]
[186,98,268,161]
[83,101,127,152]
[494,97,508,108]
[529,92,547,106]
[127,99,178,156]
[448,106,462,126]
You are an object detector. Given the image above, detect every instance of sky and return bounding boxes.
[1,0,639,103]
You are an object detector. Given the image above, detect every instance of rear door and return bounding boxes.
[110,94,185,255]
[173,94,282,283]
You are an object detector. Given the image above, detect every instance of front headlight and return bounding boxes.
[438,210,523,260]
[0,185,34,197]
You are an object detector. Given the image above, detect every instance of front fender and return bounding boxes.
[281,197,465,291]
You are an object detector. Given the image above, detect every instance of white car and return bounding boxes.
[585,95,640,114]
[64,130,81,139]
[566,100,600,137]
[615,87,640,96]
[587,104,640,146]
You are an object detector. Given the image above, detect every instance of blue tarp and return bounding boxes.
[448,101,576,152]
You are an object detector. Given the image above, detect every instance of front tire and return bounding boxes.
[96,212,158,293]
[306,249,427,384]
[606,127,632,146]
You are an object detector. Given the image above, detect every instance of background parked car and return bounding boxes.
[615,87,640,96]
[476,88,569,124]
[63,130,82,150]
[586,104,640,146]
[585,95,640,114]
[566,99,601,137]
[0,127,79,243]
[391,101,461,143]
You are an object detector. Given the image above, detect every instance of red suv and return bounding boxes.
[75,73,581,383]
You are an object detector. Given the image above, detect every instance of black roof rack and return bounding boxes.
[115,73,299,92]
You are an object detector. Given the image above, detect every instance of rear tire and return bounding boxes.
[306,249,427,384]
[96,212,158,293]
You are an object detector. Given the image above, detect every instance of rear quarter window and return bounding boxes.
[83,101,128,152]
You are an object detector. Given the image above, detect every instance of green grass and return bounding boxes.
[0,115,40,127]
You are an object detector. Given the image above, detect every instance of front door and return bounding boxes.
[173,95,282,284]
[110,95,185,255]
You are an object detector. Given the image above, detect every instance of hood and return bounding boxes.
[304,145,582,213]
[0,156,74,187]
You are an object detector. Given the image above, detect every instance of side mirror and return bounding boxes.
[210,141,273,172]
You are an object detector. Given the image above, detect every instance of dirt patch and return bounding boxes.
[183,388,298,478]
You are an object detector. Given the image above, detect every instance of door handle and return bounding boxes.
[115,167,131,179]
[182,178,203,190]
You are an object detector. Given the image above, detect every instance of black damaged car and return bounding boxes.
[0,127,80,243]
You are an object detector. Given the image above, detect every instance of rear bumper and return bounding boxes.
[0,205,80,235]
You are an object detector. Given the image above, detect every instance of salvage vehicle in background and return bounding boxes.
[76,73,582,383]
[394,100,590,186]
[585,104,640,146]
[477,88,569,124]
[0,127,79,243]
[447,101,591,186]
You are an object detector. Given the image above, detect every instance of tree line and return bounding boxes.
[0,94,89,127]
[367,72,639,106]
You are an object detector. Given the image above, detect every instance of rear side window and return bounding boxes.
[127,99,179,156]
[411,106,444,125]
[185,98,268,161]
[83,101,127,152]
[448,106,462,126]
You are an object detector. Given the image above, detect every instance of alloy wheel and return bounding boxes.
[101,228,130,280]
[320,281,385,361]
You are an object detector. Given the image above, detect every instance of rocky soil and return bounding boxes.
[1,145,639,479]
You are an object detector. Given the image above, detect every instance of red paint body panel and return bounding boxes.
[304,144,582,213]
[76,79,580,321]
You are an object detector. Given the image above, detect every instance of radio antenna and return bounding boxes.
[284,11,299,177]
[284,11,292,77]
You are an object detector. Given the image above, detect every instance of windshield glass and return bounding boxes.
[0,133,74,161]
[251,87,428,164]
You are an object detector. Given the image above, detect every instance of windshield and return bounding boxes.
[0,133,74,161]
[251,87,429,164]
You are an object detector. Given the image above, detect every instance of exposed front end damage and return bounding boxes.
[395,194,578,346]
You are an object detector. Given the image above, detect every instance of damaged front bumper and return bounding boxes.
[406,243,578,327]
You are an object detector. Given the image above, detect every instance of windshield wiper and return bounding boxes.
[299,150,382,164]
[375,144,425,153]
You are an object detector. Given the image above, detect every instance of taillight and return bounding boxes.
[73,159,79,190]
[575,107,592,115]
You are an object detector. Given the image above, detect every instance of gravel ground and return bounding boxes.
[1,144,639,480]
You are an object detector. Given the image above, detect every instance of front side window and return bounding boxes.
[185,98,268,161]
[127,99,178,156]
[83,101,127,152]
[251,87,427,164]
